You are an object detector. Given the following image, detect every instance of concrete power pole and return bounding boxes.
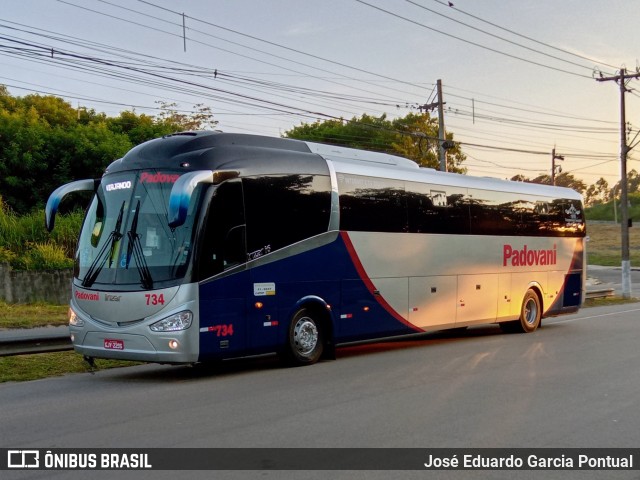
[551,148,564,186]
[418,79,448,172]
[596,68,640,299]
[436,79,447,172]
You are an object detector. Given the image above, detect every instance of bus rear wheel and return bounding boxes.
[500,289,541,333]
[285,308,324,366]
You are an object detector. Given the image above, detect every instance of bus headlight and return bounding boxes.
[149,311,193,332]
[69,307,84,327]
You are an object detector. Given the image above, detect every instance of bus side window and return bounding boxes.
[338,175,408,233]
[406,182,469,234]
[199,180,246,279]
[243,174,331,256]
[223,224,246,268]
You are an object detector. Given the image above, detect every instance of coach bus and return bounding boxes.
[46,132,586,366]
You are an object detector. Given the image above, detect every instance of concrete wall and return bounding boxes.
[0,263,73,304]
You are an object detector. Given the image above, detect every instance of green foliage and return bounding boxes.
[512,172,587,195]
[0,351,141,383]
[0,301,68,329]
[0,87,217,214]
[0,195,82,269]
[585,192,640,222]
[284,112,467,173]
[14,242,74,270]
[0,87,220,269]
[0,246,16,264]
[584,177,610,207]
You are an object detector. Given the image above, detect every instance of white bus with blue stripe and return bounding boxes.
[46,132,586,366]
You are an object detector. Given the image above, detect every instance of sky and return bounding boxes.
[2,0,640,188]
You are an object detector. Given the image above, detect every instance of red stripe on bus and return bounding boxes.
[340,232,421,333]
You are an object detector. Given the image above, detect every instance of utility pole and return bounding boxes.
[596,68,640,299]
[436,79,447,172]
[418,79,449,172]
[551,148,564,186]
[182,13,187,52]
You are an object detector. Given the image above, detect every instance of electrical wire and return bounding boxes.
[354,0,593,79]
[429,0,620,71]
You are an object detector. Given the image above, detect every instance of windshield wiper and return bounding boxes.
[81,201,125,288]
[125,200,153,289]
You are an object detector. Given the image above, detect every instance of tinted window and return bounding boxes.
[339,174,407,232]
[243,174,331,259]
[338,174,584,238]
[546,198,586,237]
[406,182,470,234]
[198,179,246,279]
[469,189,522,235]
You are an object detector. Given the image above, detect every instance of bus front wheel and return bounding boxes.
[500,289,541,333]
[285,308,324,366]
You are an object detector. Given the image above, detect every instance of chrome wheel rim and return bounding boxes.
[293,317,318,357]
[524,298,538,325]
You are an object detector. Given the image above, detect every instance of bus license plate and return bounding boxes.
[104,339,124,350]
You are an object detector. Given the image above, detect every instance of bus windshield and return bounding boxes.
[76,170,201,290]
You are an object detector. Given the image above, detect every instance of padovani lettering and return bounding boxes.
[503,244,557,267]
[74,290,100,301]
[139,172,180,183]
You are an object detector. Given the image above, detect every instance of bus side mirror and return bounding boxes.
[168,170,240,228]
[168,171,215,228]
[45,179,99,232]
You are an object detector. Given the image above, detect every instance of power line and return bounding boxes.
[429,0,620,71]
[92,0,422,101]
[0,7,624,183]
[0,19,413,119]
[135,0,429,90]
[405,0,600,75]
[354,0,593,79]
[55,0,429,114]
[0,23,420,121]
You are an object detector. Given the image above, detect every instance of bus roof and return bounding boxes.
[105,131,582,201]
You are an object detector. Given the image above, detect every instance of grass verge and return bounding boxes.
[586,222,640,266]
[584,296,639,307]
[0,301,68,329]
[0,351,141,383]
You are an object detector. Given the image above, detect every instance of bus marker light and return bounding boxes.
[255,302,264,309]
[168,340,179,350]
[363,306,370,312]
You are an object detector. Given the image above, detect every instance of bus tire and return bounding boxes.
[501,289,541,333]
[285,308,324,366]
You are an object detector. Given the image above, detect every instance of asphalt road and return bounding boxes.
[587,265,640,297]
[2,302,640,480]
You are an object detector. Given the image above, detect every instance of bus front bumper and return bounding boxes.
[70,327,199,364]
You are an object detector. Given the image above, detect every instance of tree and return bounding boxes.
[155,101,218,131]
[610,169,640,199]
[0,87,218,212]
[585,177,609,206]
[106,110,174,146]
[284,112,467,173]
[513,172,587,195]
